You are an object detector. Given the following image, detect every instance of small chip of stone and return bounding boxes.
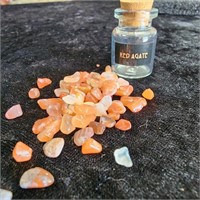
[114,146,133,167]
[0,189,13,200]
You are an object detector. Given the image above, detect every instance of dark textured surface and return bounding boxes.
[153,0,200,16]
[1,2,200,199]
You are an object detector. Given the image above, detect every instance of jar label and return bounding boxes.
[115,42,153,66]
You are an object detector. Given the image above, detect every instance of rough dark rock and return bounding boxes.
[1,2,199,199]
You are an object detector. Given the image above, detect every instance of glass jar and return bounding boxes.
[111,8,158,79]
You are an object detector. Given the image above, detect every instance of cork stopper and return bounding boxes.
[120,0,154,27]
[120,0,154,10]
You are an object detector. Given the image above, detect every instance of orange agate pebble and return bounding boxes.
[72,114,96,128]
[81,138,102,154]
[19,167,54,189]
[115,85,134,96]
[142,88,154,100]
[37,98,63,110]
[37,118,61,142]
[37,78,52,89]
[108,100,126,114]
[115,119,132,131]
[32,116,55,134]
[28,88,40,99]
[12,141,33,162]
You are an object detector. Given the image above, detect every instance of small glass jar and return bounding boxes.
[111,8,158,79]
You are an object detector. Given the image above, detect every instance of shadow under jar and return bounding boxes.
[111,8,158,79]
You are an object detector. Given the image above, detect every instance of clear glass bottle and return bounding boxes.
[111,8,158,79]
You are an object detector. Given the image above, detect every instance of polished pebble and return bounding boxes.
[43,138,64,158]
[114,147,133,167]
[19,167,54,189]
[0,189,13,200]
[5,104,23,120]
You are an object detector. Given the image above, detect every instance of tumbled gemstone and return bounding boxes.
[81,138,102,154]
[28,88,40,99]
[12,141,33,162]
[101,72,118,81]
[61,104,75,115]
[114,147,133,167]
[19,167,54,189]
[60,114,75,134]
[117,78,129,87]
[91,87,102,100]
[73,127,94,146]
[70,88,85,104]
[115,119,132,131]
[99,95,112,110]
[37,98,63,110]
[59,80,72,90]
[74,104,95,115]
[85,92,98,103]
[43,138,64,158]
[46,103,62,117]
[5,104,23,120]
[108,112,120,121]
[89,121,106,135]
[72,114,96,128]
[37,118,61,142]
[64,72,80,83]
[79,71,90,83]
[100,116,116,128]
[142,88,155,100]
[54,88,69,98]
[37,78,52,89]
[104,65,112,72]
[76,83,91,94]
[62,94,77,104]
[101,80,118,96]
[32,116,55,134]
[86,72,102,88]
[120,96,147,107]
[121,97,147,113]
[94,103,107,117]
[0,189,13,200]
[115,85,134,96]
[108,100,126,114]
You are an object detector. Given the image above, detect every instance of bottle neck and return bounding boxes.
[115,8,158,29]
[118,18,152,29]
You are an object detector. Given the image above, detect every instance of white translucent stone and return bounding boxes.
[94,103,107,117]
[0,189,13,200]
[62,94,76,104]
[99,95,112,110]
[114,147,133,167]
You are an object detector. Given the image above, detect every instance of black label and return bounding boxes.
[115,42,153,66]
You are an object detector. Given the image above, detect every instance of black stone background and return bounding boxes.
[1,1,200,199]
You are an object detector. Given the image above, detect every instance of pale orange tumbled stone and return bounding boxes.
[12,141,32,162]
[5,104,23,120]
[19,167,54,189]
[43,138,64,158]
[37,118,61,142]
[37,78,52,89]
[108,100,126,114]
[60,114,75,134]
[37,98,63,110]
[28,88,40,99]
[115,119,132,131]
[81,138,102,154]
[72,114,96,128]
